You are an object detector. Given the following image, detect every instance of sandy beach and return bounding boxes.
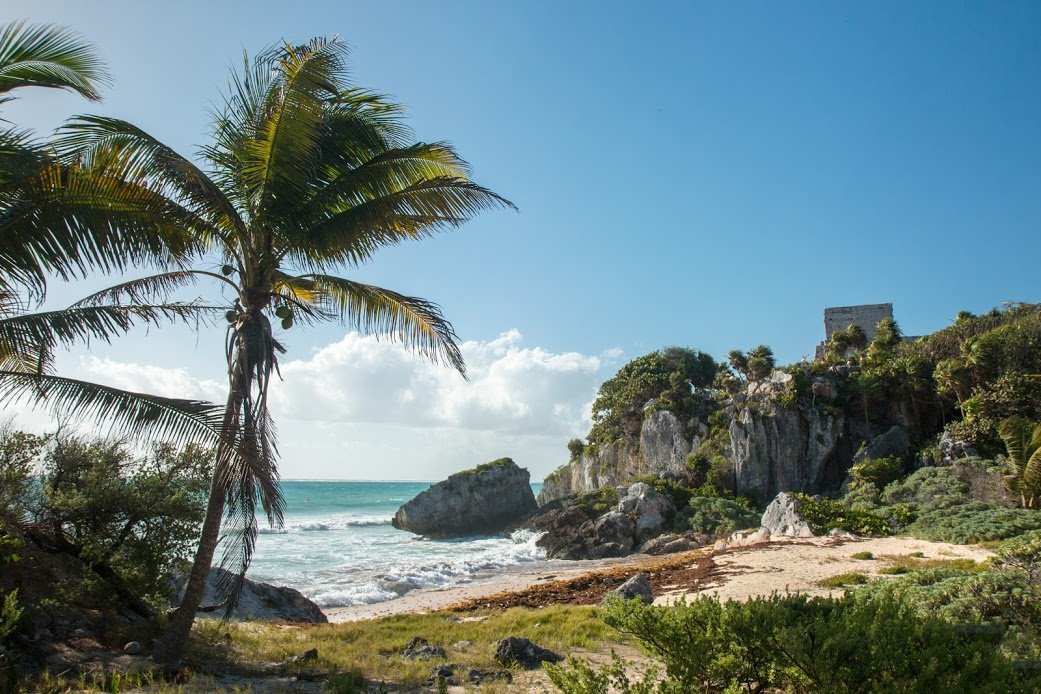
[324,535,992,622]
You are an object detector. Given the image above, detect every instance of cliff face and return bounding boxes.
[538,411,691,505]
[540,374,860,506]
[729,403,847,503]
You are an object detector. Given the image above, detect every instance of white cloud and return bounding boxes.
[77,331,620,479]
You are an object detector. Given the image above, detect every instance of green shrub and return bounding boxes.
[677,496,759,537]
[906,502,1041,544]
[851,551,874,560]
[881,466,970,510]
[548,593,1034,693]
[791,493,889,536]
[849,455,904,490]
[818,572,871,588]
[993,529,1041,582]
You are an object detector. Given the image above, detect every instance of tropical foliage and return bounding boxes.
[52,37,511,660]
[998,417,1041,508]
[589,347,719,445]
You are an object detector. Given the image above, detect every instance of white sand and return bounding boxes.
[656,535,992,605]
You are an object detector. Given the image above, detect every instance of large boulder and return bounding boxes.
[853,425,909,465]
[493,637,563,669]
[760,492,814,538]
[393,458,537,537]
[617,482,675,543]
[181,567,327,623]
[612,573,654,604]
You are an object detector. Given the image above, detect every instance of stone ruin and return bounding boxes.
[814,303,893,360]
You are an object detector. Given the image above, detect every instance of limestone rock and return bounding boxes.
[469,668,514,684]
[402,637,445,660]
[180,567,328,623]
[393,458,537,537]
[639,533,694,555]
[730,406,846,501]
[612,573,653,604]
[713,527,772,551]
[493,636,563,669]
[761,492,814,538]
[617,482,676,543]
[639,411,693,476]
[939,431,978,464]
[853,425,909,464]
[592,511,637,548]
[123,641,142,655]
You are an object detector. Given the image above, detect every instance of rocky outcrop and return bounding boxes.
[393,458,537,537]
[618,481,676,542]
[729,404,848,502]
[186,567,327,623]
[529,482,675,559]
[760,492,814,538]
[853,425,909,464]
[639,533,696,555]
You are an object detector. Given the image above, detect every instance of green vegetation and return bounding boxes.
[998,417,1041,508]
[0,428,211,618]
[906,502,1041,544]
[589,347,719,445]
[727,344,776,381]
[848,455,904,490]
[850,551,874,560]
[817,571,871,588]
[677,496,759,537]
[548,593,1036,693]
[790,493,889,536]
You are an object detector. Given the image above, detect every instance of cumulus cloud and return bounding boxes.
[81,331,617,441]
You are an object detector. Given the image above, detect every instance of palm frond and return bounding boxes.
[0,371,225,449]
[300,274,465,375]
[0,302,219,376]
[292,177,513,271]
[57,116,243,247]
[69,270,235,308]
[0,21,108,101]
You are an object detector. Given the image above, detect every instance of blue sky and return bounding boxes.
[5,2,1040,479]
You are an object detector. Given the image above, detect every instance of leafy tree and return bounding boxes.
[729,345,774,380]
[998,417,1041,509]
[589,347,718,444]
[58,38,511,661]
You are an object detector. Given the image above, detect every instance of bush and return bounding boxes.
[849,455,904,490]
[547,593,1034,692]
[851,551,874,560]
[906,501,1041,544]
[881,465,971,509]
[791,493,889,536]
[567,438,585,461]
[678,496,759,537]
[589,347,719,444]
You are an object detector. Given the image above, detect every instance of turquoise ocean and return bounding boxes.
[248,480,546,609]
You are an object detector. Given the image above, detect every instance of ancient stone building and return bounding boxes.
[814,303,893,360]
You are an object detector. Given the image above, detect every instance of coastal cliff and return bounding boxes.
[540,369,866,506]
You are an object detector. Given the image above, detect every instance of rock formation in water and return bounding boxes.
[392,458,537,537]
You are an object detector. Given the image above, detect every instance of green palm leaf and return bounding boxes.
[300,274,465,375]
[0,21,108,101]
[0,371,224,449]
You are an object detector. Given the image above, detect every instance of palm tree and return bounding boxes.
[998,417,1041,509]
[59,38,513,661]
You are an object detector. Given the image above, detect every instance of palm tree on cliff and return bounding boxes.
[0,22,226,446]
[59,37,513,661]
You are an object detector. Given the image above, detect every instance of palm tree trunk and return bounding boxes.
[152,468,226,663]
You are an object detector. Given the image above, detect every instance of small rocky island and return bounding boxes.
[392,458,538,537]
